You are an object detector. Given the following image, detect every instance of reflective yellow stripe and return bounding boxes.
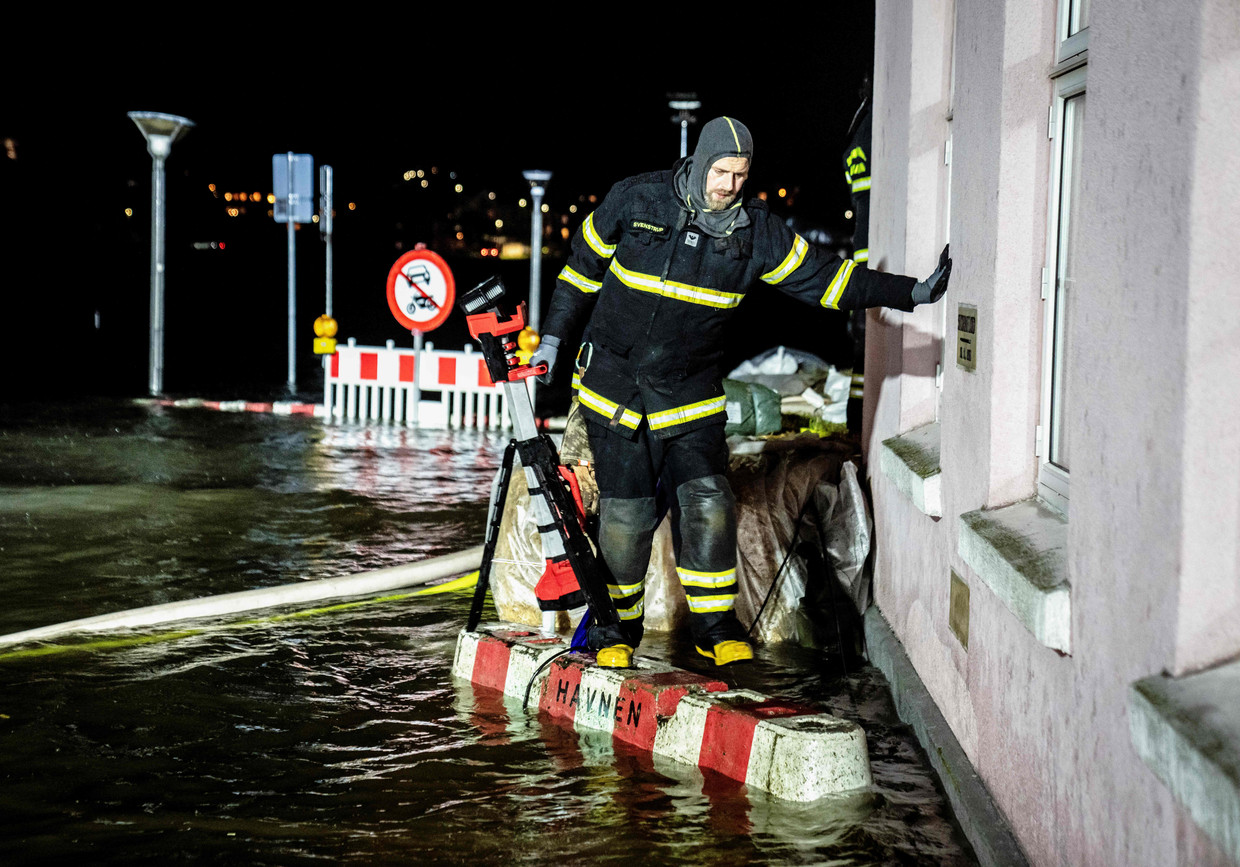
[854,248,869,263]
[761,233,809,284]
[648,396,727,431]
[820,260,857,309]
[610,260,744,309]
[558,265,602,293]
[686,594,736,613]
[577,385,642,430]
[851,176,872,193]
[677,567,737,589]
[608,581,645,598]
[571,370,581,390]
[723,116,743,151]
[582,212,616,259]
[617,599,645,620]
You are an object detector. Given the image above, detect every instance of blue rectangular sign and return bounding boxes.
[272,153,314,224]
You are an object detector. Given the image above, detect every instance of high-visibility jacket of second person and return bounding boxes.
[541,161,918,440]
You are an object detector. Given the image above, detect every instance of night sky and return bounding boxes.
[4,15,876,406]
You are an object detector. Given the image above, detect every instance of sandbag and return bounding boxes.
[723,379,782,436]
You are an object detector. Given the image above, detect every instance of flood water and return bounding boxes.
[0,398,976,866]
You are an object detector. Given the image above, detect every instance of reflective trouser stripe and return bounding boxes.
[853,247,869,263]
[679,567,738,614]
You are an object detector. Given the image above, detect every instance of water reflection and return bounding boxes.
[0,399,975,865]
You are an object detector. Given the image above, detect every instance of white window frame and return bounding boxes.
[1039,65,1087,517]
[1056,0,1090,66]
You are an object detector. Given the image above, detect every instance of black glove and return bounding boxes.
[911,244,952,305]
[530,334,560,385]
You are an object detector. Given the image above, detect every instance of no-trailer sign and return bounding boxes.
[386,250,455,333]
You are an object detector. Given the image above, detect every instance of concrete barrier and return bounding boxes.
[453,623,873,801]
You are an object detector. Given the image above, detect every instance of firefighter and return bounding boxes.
[843,76,873,431]
[533,117,950,667]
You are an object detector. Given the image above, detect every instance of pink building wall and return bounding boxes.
[864,1,1240,864]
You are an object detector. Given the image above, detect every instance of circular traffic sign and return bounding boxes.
[386,250,455,332]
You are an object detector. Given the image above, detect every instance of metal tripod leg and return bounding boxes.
[467,439,517,632]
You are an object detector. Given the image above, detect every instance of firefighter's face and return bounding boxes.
[704,157,749,210]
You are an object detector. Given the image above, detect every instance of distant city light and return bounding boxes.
[561,227,570,239]
[488,192,496,201]
[312,215,319,223]
[589,195,598,204]
[251,192,261,202]
[495,219,503,229]
[778,188,787,198]
[455,184,463,193]
[125,208,133,217]
[348,203,356,210]
[267,193,276,204]
[518,198,528,208]
[757,191,768,201]
[227,208,240,217]
[541,204,549,213]
[224,192,233,201]
[431,167,438,174]
[421,180,428,188]
[845,209,854,219]
[208,183,216,192]
[569,205,577,213]
[450,171,457,179]
[456,232,464,240]
[417,169,425,179]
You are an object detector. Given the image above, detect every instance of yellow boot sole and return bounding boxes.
[696,640,754,666]
[596,644,634,668]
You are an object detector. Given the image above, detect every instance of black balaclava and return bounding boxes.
[674,116,754,237]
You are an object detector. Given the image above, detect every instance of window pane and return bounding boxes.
[1069,0,1090,37]
[1050,92,1086,471]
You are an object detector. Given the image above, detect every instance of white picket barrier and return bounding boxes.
[324,339,516,430]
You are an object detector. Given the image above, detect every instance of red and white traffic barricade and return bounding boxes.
[325,339,516,429]
[453,624,874,801]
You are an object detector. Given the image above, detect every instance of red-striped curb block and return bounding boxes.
[452,623,873,801]
[139,398,328,416]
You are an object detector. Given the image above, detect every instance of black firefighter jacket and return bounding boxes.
[541,164,917,440]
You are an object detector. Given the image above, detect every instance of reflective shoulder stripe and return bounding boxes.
[760,233,809,284]
[853,247,869,263]
[609,260,744,310]
[820,259,858,309]
[851,176,872,193]
[648,395,727,431]
[582,212,617,259]
[558,265,602,294]
[577,385,642,430]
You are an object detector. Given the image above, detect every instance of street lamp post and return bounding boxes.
[523,169,552,411]
[129,111,195,397]
[668,94,701,159]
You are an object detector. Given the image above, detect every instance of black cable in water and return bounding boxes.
[523,647,574,709]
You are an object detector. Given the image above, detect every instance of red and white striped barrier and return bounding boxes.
[326,339,515,429]
[453,624,873,801]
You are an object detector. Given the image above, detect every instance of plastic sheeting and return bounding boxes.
[486,406,874,644]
